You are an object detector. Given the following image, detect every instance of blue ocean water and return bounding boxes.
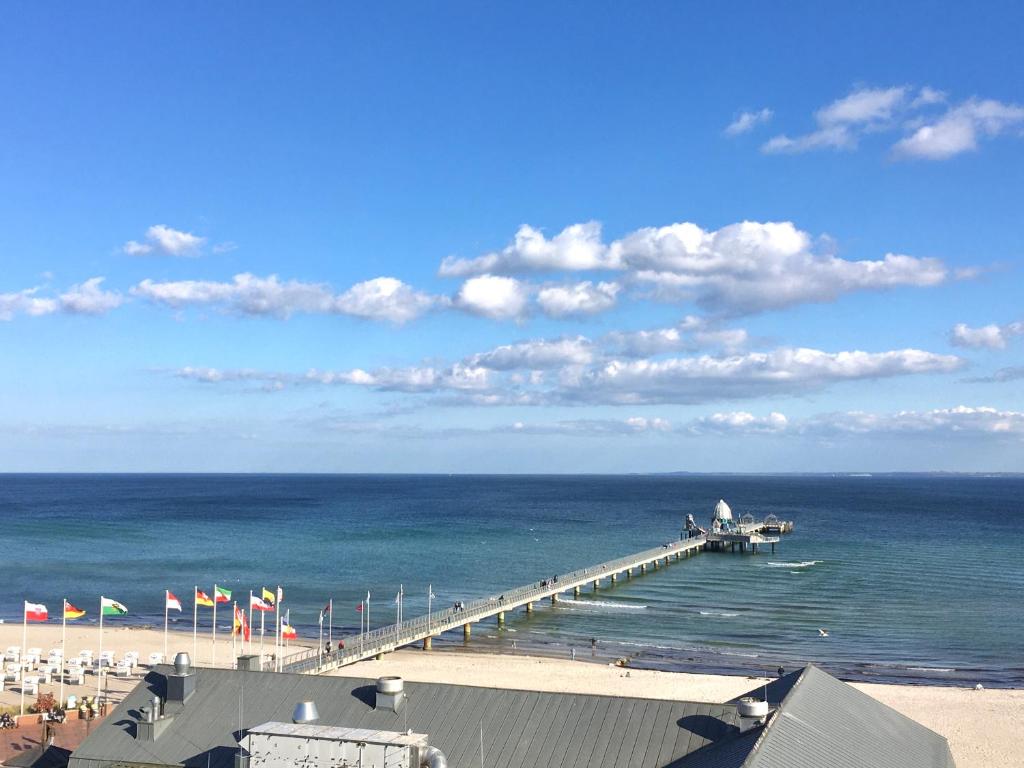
[0,474,1021,687]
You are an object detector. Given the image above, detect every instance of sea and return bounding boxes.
[1,473,1021,688]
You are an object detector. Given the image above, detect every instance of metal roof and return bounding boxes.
[69,667,743,768]
[741,665,956,768]
[68,664,955,768]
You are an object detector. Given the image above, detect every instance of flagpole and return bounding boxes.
[20,601,27,716]
[275,586,281,672]
[231,601,237,665]
[248,591,253,655]
[428,584,432,634]
[212,584,218,669]
[193,585,198,661]
[260,610,265,662]
[60,600,67,708]
[328,599,333,649]
[97,596,104,699]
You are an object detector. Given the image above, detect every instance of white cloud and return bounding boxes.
[536,281,619,317]
[688,411,789,435]
[467,337,595,370]
[133,273,442,323]
[562,347,962,405]
[816,86,909,126]
[803,405,1024,437]
[59,277,124,316]
[306,363,492,393]
[950,320,1023,349]
[439,222,610,277]
[334,276,447,324]
[123,224,206,256]
[441,219,948,315]
[893,98,1024,160]
[454,274,530,320]
[725,108,773,136]
[604,316,747,357]
[0,287,58,321]
[619,221,946,314]
[762,86,909,154]
[507,416,672,436]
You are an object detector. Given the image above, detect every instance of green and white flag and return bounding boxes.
[101,597,127,616]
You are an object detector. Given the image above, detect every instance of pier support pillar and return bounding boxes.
[573,585,581,597]
[593,579,600,590]
[463,623,472,640]
[626,568,632,578]
[551,594,559,604]
[611,573,618,582]
[423,637,432,651]
[497,611,505,626]
[640,563,647,574]
[771,543,775,554]
[525,602,534,614]
[375,653,384,661]
[653,560,659,569]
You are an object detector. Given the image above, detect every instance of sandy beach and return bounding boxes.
[1,624,1019,768]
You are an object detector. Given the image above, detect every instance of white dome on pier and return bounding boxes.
[713,499,733,521]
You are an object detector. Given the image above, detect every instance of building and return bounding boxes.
[68,656,955,768]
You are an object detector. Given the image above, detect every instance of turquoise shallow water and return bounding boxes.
[0,474,1021,687]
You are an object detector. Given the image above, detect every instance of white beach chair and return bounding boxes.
[99,650,115,667]
[147,652,164,667]
[25,648,42,664]
[48,648,63,659]
[114,662,131,678]
[4,663,20,682]
[78,649,93,661]
[37,669,52,684]
[66,657,82,669]
[67,668,84,686]
[4,646,20,662]
[124,650,140,666]
[22,676,38,696]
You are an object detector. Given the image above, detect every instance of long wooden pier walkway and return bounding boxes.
[281,534,708,674]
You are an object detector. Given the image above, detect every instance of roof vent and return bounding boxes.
[292,701,320,724]
[736,696,770,732]
[375,676,405,713]
[174,652,192,675]
[166,650,197,704]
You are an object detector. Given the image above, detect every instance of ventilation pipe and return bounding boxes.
[292,701,320,724]
[420,745,447,768]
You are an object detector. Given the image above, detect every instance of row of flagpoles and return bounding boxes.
[17,582,439,714]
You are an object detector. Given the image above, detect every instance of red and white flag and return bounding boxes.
[355,603,363,613]
[166,591,182,612]
[250,594,273,612]
[24,602,48,621]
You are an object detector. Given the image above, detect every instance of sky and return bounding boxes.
[1,1,1022,473]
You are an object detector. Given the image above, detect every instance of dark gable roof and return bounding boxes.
[69,664,956,768]
[69,667,744,768]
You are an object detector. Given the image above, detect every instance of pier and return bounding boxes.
[280,500,794,675]
[282,534,709,674]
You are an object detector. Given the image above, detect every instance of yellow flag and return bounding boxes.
[262,587,276,607]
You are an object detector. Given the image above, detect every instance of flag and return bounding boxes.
[250,594,272,611]
[281,609,297,639]
[277,587,284,604]
[24,602,48,621]
[166,591,182,612]
[429,587,436,600]
[355,603,363,613]
[215,586,232,603]
[233,605,250,641]
[395,591,401,604]
[319,600,331,625]
[63,601,86,620]
[261,587,276,608]
[195,589,215,607]
[101,598,127,616]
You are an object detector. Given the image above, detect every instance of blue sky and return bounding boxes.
[1,2,1022,472]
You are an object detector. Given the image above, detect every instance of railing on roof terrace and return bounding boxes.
[280,533,707,675]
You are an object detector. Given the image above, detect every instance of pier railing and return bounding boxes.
[280,534,707,674]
